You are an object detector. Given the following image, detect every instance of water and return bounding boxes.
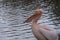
[0,0,60,40]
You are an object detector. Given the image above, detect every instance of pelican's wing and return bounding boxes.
[39,28,58,40]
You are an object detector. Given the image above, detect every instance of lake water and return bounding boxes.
[0,0,60,40]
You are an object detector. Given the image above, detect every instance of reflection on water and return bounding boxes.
[0,0,60,40]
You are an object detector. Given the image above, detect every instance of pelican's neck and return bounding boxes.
[32,19,38,25]
[32,15,40,26]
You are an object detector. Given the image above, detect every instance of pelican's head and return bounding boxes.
[34,9,43,15]
[24,9,43,23]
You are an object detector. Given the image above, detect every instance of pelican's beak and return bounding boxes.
[24,13,38,23]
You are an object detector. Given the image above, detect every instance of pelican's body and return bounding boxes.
[24,9,58,40]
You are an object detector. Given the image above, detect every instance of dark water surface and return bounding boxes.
[0,0,60,40]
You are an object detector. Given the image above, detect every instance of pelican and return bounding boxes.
[24,9,58,40]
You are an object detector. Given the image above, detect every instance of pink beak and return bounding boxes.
[24,13,38,23]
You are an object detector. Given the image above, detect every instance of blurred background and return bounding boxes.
[0,0,60,40]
